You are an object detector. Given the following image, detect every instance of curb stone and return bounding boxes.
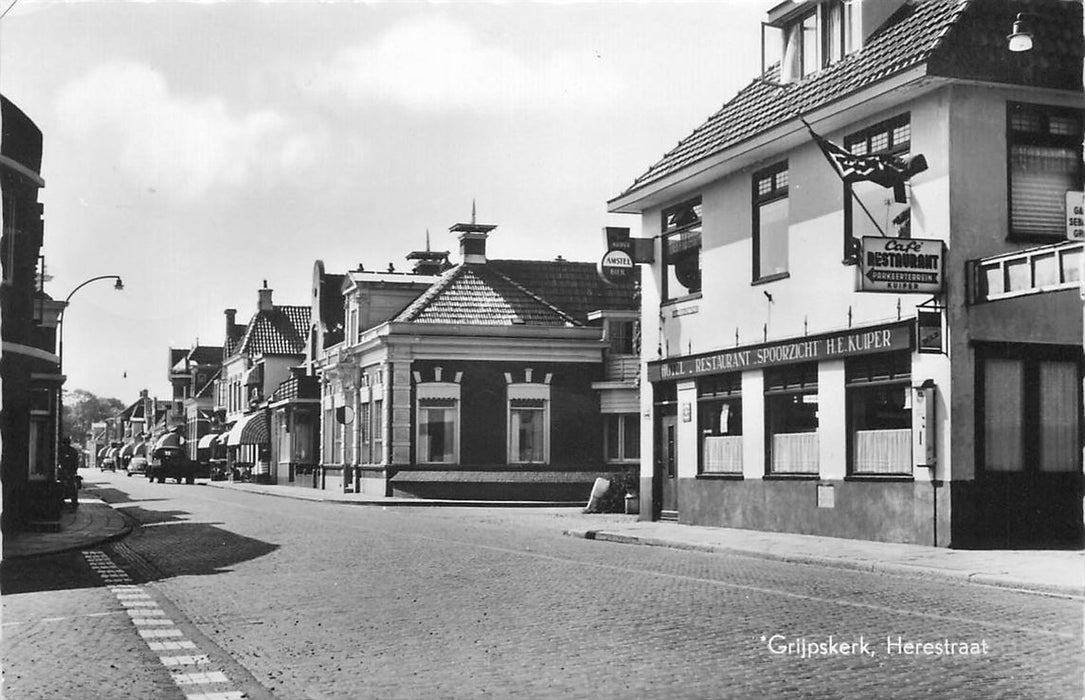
[563,529,1084,599]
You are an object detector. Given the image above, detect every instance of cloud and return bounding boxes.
[309,17,622,113]
[54,62,320,201]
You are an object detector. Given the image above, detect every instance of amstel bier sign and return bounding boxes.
[859,237,944,294]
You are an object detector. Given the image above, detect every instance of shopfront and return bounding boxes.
[645,320,940,543]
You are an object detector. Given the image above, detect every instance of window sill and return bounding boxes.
[844,474,915,482]
[763,473,819,480]
[696,472,744,480]
[661,292,702,307]
[752,272,790,286]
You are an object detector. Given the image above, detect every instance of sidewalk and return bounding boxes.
[562,521,1085,598]
[2,495,131,561]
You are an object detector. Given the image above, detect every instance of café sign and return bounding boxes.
[647,321,913,382]
[598,248,634,285]
[859,237,944,294]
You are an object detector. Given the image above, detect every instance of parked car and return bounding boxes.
[149,448,196,484]
[126,456,149,477]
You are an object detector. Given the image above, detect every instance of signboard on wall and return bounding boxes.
[647,320,914,382]
[858,237,944,294]
[1067,191,1084,240]
[598,249,635,285]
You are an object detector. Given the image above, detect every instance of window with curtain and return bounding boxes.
[765,363,819,475]
[698,374,743,475]
[847,352,912,476]
[1008,103,1084,239]
[753,163,789,281]
[507,384,550,464]
[661,198,702,301]
[983,359,1024,472]
[419,400,456,463]
[1039,361,1078,472]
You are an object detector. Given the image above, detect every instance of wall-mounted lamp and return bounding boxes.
[1007,13,1034,53]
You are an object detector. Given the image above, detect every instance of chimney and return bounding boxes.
[224,308,237,335]
[406,228,451,275]
[258,280,273,312]
[449,203,496,265]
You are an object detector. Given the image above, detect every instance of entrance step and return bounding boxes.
[659,510,678,523]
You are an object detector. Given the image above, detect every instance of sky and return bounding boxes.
[0,0,771,403]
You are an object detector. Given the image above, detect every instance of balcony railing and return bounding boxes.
[603,354,640,382]
[968,241,1082,304]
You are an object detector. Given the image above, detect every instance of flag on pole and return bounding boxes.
[801,118,926,203]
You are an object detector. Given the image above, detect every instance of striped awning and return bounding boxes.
[97,446,111,459]
[153,432,184,453]
[120,441,144,458]
[197,433,221,449]
[226,412,269,446]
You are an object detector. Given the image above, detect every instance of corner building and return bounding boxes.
[610,0,1083,547]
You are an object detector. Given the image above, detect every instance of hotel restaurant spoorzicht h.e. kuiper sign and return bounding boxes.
[647,321,913,382]
[859,237,944,293]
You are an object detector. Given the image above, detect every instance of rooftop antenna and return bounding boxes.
[471,199,477,225]
[425,228,431,252]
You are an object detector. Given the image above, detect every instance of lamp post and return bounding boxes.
[55,275,124,477]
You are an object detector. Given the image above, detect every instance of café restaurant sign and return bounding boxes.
[647,321,913,382]
[859,237,944,293]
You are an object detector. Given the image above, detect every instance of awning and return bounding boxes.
[197,433,221,449]
[226,412,269,446]
[119,441,138,458]
[154,432,185,452]
[97,446,110,459]
[244,363,264,387]
[133,441,148,457]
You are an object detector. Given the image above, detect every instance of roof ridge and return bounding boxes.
[485,266,582,327]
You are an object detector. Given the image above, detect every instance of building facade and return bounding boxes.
[610,0,1083,547]
[314,219,640,500]
[0,96,66,529]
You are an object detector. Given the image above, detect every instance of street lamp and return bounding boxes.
[55,274,124,475]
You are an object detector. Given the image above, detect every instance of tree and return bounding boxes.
[62,389,125,444]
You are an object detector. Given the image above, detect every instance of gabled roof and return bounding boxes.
[233,305,310,358]
[394,263,582,327]
[187,345,223,366]
[615,0,1082,202]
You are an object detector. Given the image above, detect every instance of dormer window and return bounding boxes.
[779,0,853,82]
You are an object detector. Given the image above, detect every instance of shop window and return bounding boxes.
[753,163,789,282]
[1007,103,1084,239]
[417,384,459,464]
[698,374,742,475]
[846,352,912,476]
[661,198,702,301]
[845,115,912,241]
[359,402,371,463]
[604,413,640,463]
[508,383,550,464]
[28,416,51,481]
[765,363,818,475]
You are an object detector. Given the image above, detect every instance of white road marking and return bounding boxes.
[171,671,230,685]
[160,654,211,666]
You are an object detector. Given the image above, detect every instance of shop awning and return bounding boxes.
[153,432,185,452]
[133,441,148,457]
[226,412,269,446]
[197,433,221,449]
[119,441,139,458]
[97,446,110,459]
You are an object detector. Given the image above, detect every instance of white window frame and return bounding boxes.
[417,382,460,464]
[507,383,550,465]
[604,412,640,464]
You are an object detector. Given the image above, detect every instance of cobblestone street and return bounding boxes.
[4,472,1082,699]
